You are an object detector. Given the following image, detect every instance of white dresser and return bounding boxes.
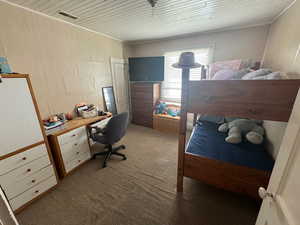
[48,115,110,178]
[0,75,58,212]
[49,126,91,178]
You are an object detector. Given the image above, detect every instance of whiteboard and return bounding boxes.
[0,78,43,156]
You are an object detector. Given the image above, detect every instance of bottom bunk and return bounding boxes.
[184,120,274,199]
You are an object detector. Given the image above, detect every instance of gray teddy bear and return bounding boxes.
[218,119,265,145]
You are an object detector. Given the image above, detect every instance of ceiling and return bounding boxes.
[5,0,294,41]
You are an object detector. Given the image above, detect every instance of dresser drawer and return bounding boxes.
[64,151,91,173]
[58,127,87,146]
[0,144,48,175]
[10,176,57,211]
[131,84,153,92]
[132,114,153,128]
[61,140,90,164]
[3,165,55,200]
[0,155,51,186]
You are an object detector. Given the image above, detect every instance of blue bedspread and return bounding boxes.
[186,121,274,171]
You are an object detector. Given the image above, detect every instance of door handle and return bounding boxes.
[258,187,274,200]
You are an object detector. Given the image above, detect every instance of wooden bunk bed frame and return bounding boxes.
[178,76,300,199]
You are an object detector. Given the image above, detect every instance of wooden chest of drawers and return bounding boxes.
[131,82,160,128]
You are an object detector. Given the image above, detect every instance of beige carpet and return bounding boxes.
[17,125,260,225]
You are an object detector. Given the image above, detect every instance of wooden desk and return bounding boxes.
[48,115,110,136]
[48,115,110,178]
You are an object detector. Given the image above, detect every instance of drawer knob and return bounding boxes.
[76,152,79,155]
[78,160,81,163]
[72,134,76,137]
[35,190,39,194]
[74,143,78,146]
[31,179,36,183]
[27,169,31,172]
[22,157,27,160]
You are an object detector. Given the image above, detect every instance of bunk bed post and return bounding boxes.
[177,67,189,192]
[173,52,201,192]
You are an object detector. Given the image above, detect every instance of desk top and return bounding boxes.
[47,114,111,137]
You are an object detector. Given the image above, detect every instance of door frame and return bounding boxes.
[110,57,131,116]
[256,90,300,225]
[0,187,19,225]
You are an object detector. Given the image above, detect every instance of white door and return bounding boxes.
[110,58,130,114]
[0,187,19,225]
[256,89,300,225]
[0,78,43,156]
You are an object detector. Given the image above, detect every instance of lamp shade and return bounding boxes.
[172,52,201,69]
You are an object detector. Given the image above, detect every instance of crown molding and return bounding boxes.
[271,0,297,23]
[0,0,122,42]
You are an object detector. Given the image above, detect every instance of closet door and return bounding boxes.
[0,77,43,156]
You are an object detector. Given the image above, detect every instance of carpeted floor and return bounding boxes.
[17,124,260,225]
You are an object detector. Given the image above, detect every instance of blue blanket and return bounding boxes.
[186,121,274,171]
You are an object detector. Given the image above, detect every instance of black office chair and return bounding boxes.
[88,112,129,168]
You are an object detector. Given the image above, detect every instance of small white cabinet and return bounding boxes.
[49,126,91,178]
[0,75,57,213]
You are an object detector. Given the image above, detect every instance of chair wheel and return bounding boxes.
[121,145,126,149]
[102,163,107,168]
[123,156,127,160]
[92,155,96,159]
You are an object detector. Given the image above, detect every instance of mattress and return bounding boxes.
[186,121,274,171]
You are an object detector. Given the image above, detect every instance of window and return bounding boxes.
[161,48,211,102]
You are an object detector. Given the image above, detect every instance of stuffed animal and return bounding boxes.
[155,101,167,114]
[218,119,264,144]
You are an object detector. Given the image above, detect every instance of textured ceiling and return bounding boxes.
[4,0,294,41]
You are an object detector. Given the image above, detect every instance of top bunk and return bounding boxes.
[186,80,300,122]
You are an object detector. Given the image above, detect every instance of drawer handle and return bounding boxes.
[35,190,39,194]
[27,169,31,173]
[31,179,36,183]
[22,157,27,160]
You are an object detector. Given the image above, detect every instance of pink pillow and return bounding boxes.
[209,59,242,78]
[212,69,236,80]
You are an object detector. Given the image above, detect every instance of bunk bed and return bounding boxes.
[178,78,300,199]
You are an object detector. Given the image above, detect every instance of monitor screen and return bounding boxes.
[129,56,164,82]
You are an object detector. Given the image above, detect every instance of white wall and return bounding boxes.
[263,1,300,76]
[127,25,270,62]
[0,1,124,118]
[262,0,300,159]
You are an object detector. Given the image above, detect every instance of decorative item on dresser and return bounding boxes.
[0,74,58,213]
[130,82,160,128]
[48,115,111,178]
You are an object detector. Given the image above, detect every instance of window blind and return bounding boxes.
[161,49,210,102]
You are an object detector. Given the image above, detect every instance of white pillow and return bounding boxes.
[212,69,236,80]
[230,69,252,80]
[242,68,272,80]
[252,72,282,80]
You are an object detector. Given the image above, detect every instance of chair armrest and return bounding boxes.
[88,126,106,135]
